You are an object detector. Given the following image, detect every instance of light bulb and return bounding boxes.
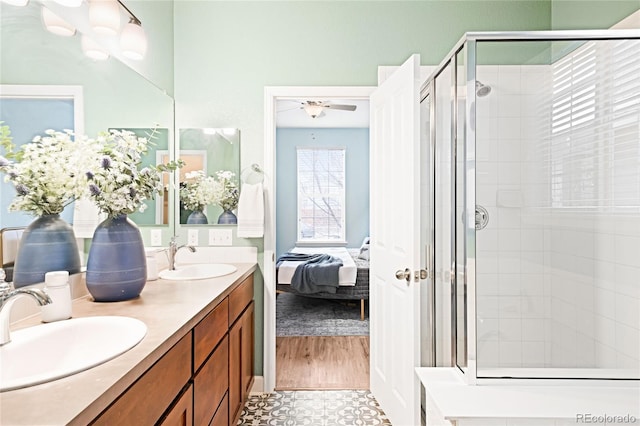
[120,21,147,60]
[89,0,120,36]
[81,35,109,61]
[42,6,76,37]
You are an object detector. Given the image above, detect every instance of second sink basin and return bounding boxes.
[159,263,237,281]
[0,316,147,392]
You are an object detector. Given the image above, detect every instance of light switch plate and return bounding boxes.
[209,229,232,246]
[187,229,199,246]
[150,229,162,246]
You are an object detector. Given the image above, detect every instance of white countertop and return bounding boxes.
[0,263,257,426]
[416,367,640,421]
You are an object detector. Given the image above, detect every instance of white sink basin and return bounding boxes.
[0,316,146,392]
[159,263,237,280]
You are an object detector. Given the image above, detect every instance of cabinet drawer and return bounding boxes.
[194,334,229,426]
[158,384,193,426]
[229,275,253,325]
[91,333,192,426]
[209,393,229,426]
[194,298,229,371]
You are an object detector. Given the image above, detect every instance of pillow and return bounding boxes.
[358,237,370,261]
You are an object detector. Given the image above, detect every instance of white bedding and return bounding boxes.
[277,247,357,286]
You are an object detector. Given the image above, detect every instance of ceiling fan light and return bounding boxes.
[1,0,29,6]
[41,6,76,36]
[81,35,109,61]
[89,0,121,36]
[120,20,147,60]
[303,104,324,118]
[51,0,83,7]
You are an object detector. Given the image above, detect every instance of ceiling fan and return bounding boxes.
[281,100,357,118]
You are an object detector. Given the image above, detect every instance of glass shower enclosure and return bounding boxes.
[423,30,640,381]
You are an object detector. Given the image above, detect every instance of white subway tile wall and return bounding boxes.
[475,38,640,377]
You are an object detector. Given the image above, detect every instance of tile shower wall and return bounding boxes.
[476,64,551,368]
[476,40,640,374]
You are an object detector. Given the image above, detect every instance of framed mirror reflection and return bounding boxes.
[0,1,175,233]
[178,128,240,226]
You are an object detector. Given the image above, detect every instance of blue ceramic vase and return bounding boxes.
[86,214,146,302]
[217,209,237,224]
[187,210,208,224]
[13,214,81,288]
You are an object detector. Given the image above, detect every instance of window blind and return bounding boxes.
[550,39,640,211]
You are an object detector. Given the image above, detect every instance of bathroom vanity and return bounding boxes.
[0,262,257,426]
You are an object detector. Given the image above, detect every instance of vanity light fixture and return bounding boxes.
[81,34,109,61]
[52,0,82,7]
[0,0,29,6]
[118,0,147,60]
[89,0,120,36]
[42,6,76,37]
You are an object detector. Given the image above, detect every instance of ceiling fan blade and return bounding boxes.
[325,104,357,111]
[277,106,303,113]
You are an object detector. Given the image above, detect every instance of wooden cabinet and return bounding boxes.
[91,333,192,425]
[229,275,255,426]
[158,385,193,426]
[90,272,254,426]
[194,336,229,425]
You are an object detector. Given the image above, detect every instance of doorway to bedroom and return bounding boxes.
[273,96,372,390]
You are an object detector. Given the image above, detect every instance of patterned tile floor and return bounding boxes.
[238,390,393,426]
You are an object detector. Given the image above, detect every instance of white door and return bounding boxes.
[369,54,422,426]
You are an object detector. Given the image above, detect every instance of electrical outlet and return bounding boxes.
[187,229,199,246]
[209,229,232,246]
[150,229,162,246]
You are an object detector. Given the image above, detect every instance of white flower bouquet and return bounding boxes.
[0,127,93,216]
[180,169,239,212]
[180,170,219,212]
[213,170,239,212]
[86,129,182,218]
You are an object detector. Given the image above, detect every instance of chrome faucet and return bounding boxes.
[167,237,196,271]
[0,269,52,346]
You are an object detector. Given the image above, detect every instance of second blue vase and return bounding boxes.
[86,215,146,302]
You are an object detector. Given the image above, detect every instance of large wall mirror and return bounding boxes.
[177,128,241,226]
[0,2,175,234]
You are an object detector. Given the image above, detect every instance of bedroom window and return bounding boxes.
[296,147,346,243]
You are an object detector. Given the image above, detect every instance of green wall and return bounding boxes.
[551,0,639,29]
[173,0,552,376]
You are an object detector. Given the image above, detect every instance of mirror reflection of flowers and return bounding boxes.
[0,126,93,216]
[213,170,239,212]
[86,129,183,217]
[180,170,218,212]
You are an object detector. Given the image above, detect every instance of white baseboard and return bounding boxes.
[250,376,265,395]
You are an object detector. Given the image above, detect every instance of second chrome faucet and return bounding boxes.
[167,236,196,270]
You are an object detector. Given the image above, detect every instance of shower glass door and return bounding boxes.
[474,37,640,380]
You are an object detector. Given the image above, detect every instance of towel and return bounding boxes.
[72,199,104,238]
[236,182,264,238]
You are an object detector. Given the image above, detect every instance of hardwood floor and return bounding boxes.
[276,336,370,390]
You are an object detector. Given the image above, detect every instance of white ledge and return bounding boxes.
[416,367,640,421]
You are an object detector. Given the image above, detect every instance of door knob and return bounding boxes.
[395,268,411,282]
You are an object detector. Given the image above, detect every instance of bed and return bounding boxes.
[276,245,370,320]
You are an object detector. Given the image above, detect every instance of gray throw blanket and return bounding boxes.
[277,252,343,294]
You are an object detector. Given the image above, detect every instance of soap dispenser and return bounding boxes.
[41,270,72,322]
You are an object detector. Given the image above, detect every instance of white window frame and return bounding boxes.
[295,146,347,245]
